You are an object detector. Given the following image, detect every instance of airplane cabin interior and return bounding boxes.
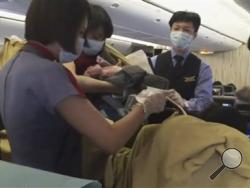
[0,0,250,187]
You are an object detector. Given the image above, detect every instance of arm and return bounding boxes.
[56,96,144,154]
[185,62,213,112]
[63,62,122,94]
[75,75,122,93]
[44,65,166,154]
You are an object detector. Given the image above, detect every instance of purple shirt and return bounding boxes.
[151,49,213,112]
[0,47,82,177]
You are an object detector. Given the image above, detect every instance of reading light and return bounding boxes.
[200,50,214,55]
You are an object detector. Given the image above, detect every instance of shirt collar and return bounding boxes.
[24,41,57,61]
[171,48,190,65]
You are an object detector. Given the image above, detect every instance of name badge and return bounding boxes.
[184,76,196,82]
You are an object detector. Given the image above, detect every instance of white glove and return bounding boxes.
[84,64,103,78]
[165,89,186,108]
[135,88,167,118]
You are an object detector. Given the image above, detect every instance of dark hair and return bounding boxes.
[25,0,90,53]
[86,4,113,38]
[213,81,223,86]
[201,104,247,134]
[169,11,201,32]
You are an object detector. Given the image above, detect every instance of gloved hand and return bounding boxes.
[84,64,103,78]
[100,65,122,79]
[165,89,186,108]
[135,88,167,118]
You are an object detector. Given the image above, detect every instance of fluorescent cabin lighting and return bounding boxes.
[200,50,214,55]
[112,35,170,49]
[0,10,25,21]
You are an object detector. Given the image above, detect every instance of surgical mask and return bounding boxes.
[83,38,105,56]
[170,31,193,50]
[58,38,85,63]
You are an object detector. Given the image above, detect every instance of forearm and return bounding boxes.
[109,104,145,153]
[57,96,145,154]
[75,75,122,94]
[186,63,213,112]
[64,62,122,94]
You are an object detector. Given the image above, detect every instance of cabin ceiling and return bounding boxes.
[90,0,250,52]
[0,0,250,52]
[235,0,250,14]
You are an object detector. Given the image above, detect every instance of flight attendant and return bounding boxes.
[150,11,213,114]
[0,0,167,177]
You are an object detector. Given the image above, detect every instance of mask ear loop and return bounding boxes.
[165,96,187,115]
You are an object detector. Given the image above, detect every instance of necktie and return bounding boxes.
[173,55,184,75]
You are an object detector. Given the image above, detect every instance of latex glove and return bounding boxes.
[100,65,122,78]
[135,88,167,118]
[96,56,112,67]
[84,64,103,78]
[236,86,250,103]
[165,89,186,107]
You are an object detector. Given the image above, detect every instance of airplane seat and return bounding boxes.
[223,85,236,96]
[0,36,26,70]
[235,100,250,136]
[213,96,235,108]
[0,130,12,162]
[212,81,224,96]
[212,85,224,96]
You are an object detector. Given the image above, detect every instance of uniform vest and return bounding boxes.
[151,51,201,100]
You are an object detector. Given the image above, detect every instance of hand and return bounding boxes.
[135,88,167,118]
[84,64,103,78]
[236,86,250,103]
[96,56,112,67]
[100,65,122,78]
[165,89,186,107]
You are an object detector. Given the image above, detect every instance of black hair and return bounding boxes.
[201,103,247,134]
[25,0,90,53]
[87,4,113,38]
[169,11,201,32]
[213,81,223,86]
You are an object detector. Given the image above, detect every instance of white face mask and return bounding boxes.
[58,38,85,63]
[170,31,193,50]
[83,38,105,56]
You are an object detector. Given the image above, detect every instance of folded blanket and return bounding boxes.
[105,115,250,188]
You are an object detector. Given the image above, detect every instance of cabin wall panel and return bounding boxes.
[197,45,250,89]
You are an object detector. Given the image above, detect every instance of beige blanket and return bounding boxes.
[105,115,250,188]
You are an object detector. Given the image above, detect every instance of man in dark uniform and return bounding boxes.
[150,11,213,114]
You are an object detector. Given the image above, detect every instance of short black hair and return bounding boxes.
[25,0,90,53]
[87,4,113,38]
[213,81,223,86]
[169,11,201,33]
